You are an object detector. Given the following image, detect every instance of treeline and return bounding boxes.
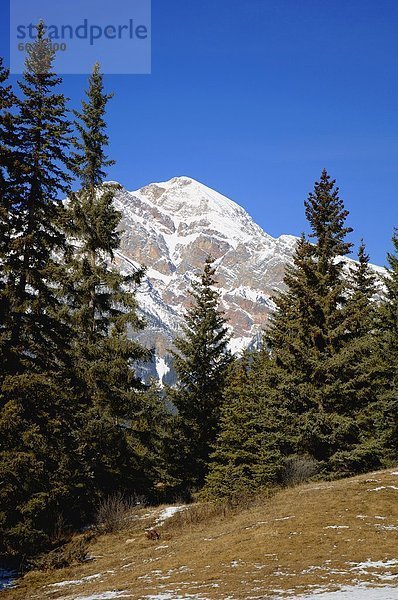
[1,26,398,564]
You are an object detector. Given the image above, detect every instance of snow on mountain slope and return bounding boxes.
[108,176,381,383]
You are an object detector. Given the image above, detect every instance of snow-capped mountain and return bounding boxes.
[109,176,296,383]
[109,176,382,383]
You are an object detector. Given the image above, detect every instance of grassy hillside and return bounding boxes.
[3,469,398,599]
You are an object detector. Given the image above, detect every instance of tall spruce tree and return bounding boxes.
[0,28,89,558]
[204,350,283,500]
[375,230,398,461]
[266,170,376,474]
[4,23,72,372]
[65,63,157,499]
[266,235,317,443]
[167,257,232,493]
[327,241,383,474]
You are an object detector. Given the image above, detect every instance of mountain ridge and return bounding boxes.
[106,176,383,383]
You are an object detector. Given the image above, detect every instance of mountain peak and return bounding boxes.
[118,175,276,259]
[137,176,245,217]
[112,176,300,382]
[110,176,383,383]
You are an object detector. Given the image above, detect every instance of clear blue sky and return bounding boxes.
[1,0,398,265]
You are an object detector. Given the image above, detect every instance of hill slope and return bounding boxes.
[4,469,398,599]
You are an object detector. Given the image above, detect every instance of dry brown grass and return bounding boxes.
[4,468,398,599]
[95,494,143,534]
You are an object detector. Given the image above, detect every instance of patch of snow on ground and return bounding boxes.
[0,569,17,591]
[349,559,398,570]
[301,566,325,574]
[324,525,349,529]
[143,594,206,600]
[368,486,398,492]
[390,472,398,476]
[294,585,398,599]
[230,560,244,568]
[49,573,102,587]
[75,593,131,600]
[156,505,187,524]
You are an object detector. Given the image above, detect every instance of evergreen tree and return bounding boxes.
[266,235,317,452]
[204,351,283,500]
[375,230,398,461]
[167,257,232,493]
[135,379,175,503]
[1,23,72,375]
[0,28,88,558]
[327,241,383,474]
[64,63,156,499]
[72,62,114,189]
[346,242,378,337]
[266,170,376,474]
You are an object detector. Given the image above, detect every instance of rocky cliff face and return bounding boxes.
[110,176,382,383]
[109,176,298,383]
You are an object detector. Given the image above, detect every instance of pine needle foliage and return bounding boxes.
[64,63,161,501]
[267,170,381,475]
[0,24,86,558]
[167,257,232,493]
[374,230,398,461]
[204,350,284,500]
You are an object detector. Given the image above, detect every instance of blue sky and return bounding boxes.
[1,0,398,265]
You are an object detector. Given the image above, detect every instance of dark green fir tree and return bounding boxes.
[65,63,159,499]
[375,229,398,462]
[346,242,378,338]
[266,170,374,474]
[204,350,283,500]
[266,234,318,454]
[0,27,89,558]
[327,241,383,474]
[167,257,232,494]
[1,24,72,375]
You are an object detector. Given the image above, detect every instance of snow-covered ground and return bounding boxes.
[49,573,103,587]
[295,586,398,599]
[0,570,16,591]
[138,588,398,600]
[143,595,206,600]
[155,505,187,525]
[75,593,130,600]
